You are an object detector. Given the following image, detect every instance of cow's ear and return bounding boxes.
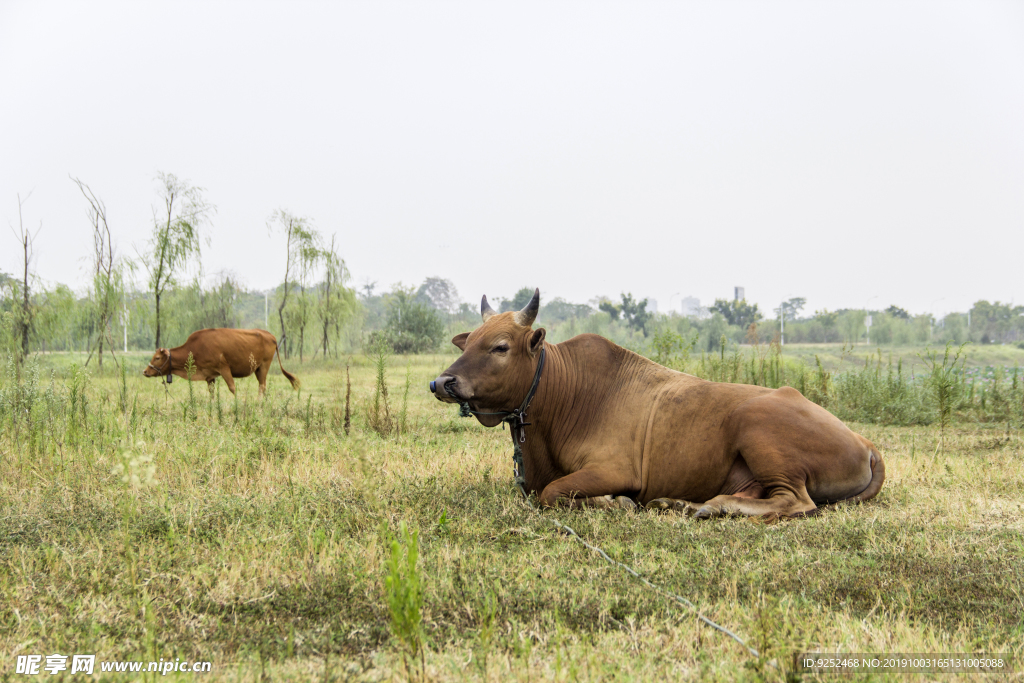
[451,332,470,351]
[529,328,546,355]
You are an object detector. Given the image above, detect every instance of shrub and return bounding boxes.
[375,289,445,354]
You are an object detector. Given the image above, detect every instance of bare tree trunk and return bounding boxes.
[321,267,332,357]
[277,296,288,355]
[155,292,162,349]
[298,287,306,363]
[13,193,38,361]
[104,328,120,368]
[277,219,293,358]
[21,231,30,356]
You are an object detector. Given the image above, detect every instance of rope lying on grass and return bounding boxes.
[548,517,760,659]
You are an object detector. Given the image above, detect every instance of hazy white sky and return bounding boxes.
[2,1,1022,319]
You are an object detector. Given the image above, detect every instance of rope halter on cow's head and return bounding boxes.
[148,349,173,384]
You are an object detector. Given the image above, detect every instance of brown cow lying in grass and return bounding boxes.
[430,289,884,519]
[143,328,299,397]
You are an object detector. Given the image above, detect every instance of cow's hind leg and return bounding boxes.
[647,453,766,516]
[647,487,816,520]
[255,362,270,397]
[692,488,817,520]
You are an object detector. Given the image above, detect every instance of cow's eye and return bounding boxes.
[492,343,510,354]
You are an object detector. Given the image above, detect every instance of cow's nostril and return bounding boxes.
[429,380,436,393]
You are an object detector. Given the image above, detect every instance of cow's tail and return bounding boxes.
[274,339,301,390]
[849,448,885,504]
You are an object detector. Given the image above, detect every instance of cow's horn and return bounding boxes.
[514,288,540,327]
[481,295,498,321]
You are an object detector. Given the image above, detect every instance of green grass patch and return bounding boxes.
[1,352,1022,681]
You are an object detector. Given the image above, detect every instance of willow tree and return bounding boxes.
[316,234,354,358]
[73,177,130,367]
[289,235,322,361]
[269,209,319,358]
[32,285,77,353]
[142,173,214,348]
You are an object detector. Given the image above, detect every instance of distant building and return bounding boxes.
[645,298,658,313]
[734,286,745,301]
[680,296,701,317]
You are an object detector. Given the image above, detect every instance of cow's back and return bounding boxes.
[183,328,277,375]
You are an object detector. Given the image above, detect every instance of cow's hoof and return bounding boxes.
[646,498,674,511]
[693,505,720,520]
[614,496,637,511]
[673,500,701,515]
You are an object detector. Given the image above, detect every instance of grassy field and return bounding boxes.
[1,350,1023,681]
[773,342,1024,373]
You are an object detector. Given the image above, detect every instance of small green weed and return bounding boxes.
[920,341,968,447]
[384,520,424,681]
[367,335,394,436]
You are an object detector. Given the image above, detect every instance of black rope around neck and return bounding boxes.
[459,346,546,498]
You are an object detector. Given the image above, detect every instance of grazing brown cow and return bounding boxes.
[143,328,299,396]
[429,290,884,519]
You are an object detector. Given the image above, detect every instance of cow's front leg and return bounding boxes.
[550,493,639,511]
[217,367,237,395]
[646,498,704,515]
[591,494,639,510]
[538,469,637,510]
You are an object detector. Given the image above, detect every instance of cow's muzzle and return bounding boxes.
[429,374,464,403]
